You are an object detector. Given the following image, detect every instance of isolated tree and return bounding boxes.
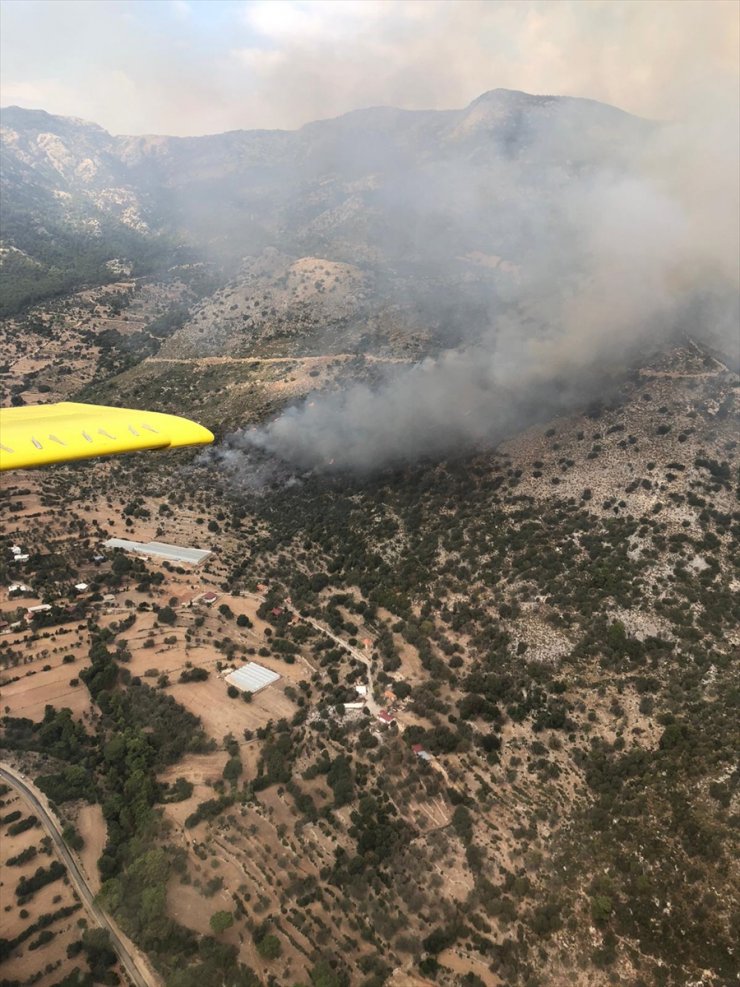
[223,756,242,784]
[256,934,281,959]
[209,910,234,935]
[81,928,116,978]
[310,958,347,987]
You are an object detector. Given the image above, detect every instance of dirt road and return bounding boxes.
[241,591,381,714]
[284,602,382,715]
[147,353,408,367]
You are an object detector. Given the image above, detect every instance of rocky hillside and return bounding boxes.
[1,344,737,987]
[1,90,652,317]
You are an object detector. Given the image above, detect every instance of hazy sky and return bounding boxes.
[1,0,738,135]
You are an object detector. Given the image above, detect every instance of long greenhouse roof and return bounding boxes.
[225,662,281,694]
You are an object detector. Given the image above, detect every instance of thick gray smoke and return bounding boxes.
[212,94,739,478]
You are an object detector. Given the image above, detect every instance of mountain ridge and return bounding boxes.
[0,88,653,318]
[1,87,643,139]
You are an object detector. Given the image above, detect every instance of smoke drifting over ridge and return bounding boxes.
[211,91,739,480]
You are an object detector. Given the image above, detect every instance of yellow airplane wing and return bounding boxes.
[0,402,213,472]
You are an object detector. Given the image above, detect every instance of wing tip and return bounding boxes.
[168,422,215,448]
[0,403,215,471]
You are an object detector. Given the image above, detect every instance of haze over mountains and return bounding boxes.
[2,89,738,471]
[2,89,650,252]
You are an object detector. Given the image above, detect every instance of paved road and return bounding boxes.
[0,764,155,987]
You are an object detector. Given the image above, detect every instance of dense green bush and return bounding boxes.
[16,861,67,897]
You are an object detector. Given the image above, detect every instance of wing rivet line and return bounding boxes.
[128,425,140,436]
[98,429,116,440]
[0,443,13,453]
[49,434,66,445]
[82,431,93,442]
[32,437,42,449]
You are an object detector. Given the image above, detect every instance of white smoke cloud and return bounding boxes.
[215,94,738,476]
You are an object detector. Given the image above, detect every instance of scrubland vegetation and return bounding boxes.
[1,343,737,987]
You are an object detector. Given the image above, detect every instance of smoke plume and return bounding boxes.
[211,91,738,479]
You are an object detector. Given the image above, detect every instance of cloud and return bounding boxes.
[1,0,737,135]
[243,0,386,43]
[169,0,192,19]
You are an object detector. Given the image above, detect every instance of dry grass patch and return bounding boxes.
[0,664,93,723]
[75,803,107,895]
[168,676,295,740]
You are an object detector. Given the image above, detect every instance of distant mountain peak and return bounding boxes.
[0,88,652,315]
[469,88,559,106]
[1,105,109,136]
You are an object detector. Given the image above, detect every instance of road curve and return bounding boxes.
[241,590,382,715]
[285,605,382,716]
[0,763,156,987]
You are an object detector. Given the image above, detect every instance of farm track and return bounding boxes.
[146,354,410,366]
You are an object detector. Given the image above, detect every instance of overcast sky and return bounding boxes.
[1,0,737,135]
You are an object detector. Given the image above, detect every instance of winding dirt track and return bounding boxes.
[146,354,409,366]
[0,763,158,987]
[285,602,382,716]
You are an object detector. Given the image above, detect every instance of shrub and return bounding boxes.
[179,667,209,683]
[7,845,38,867]
[16,861,66,897]
[256,934,281,959]
[7,815,40,836]
[209,910,234,934]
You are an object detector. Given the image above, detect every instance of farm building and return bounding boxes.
[225,661,281,694]
[412,744,432,761]
[103,538,211,565]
